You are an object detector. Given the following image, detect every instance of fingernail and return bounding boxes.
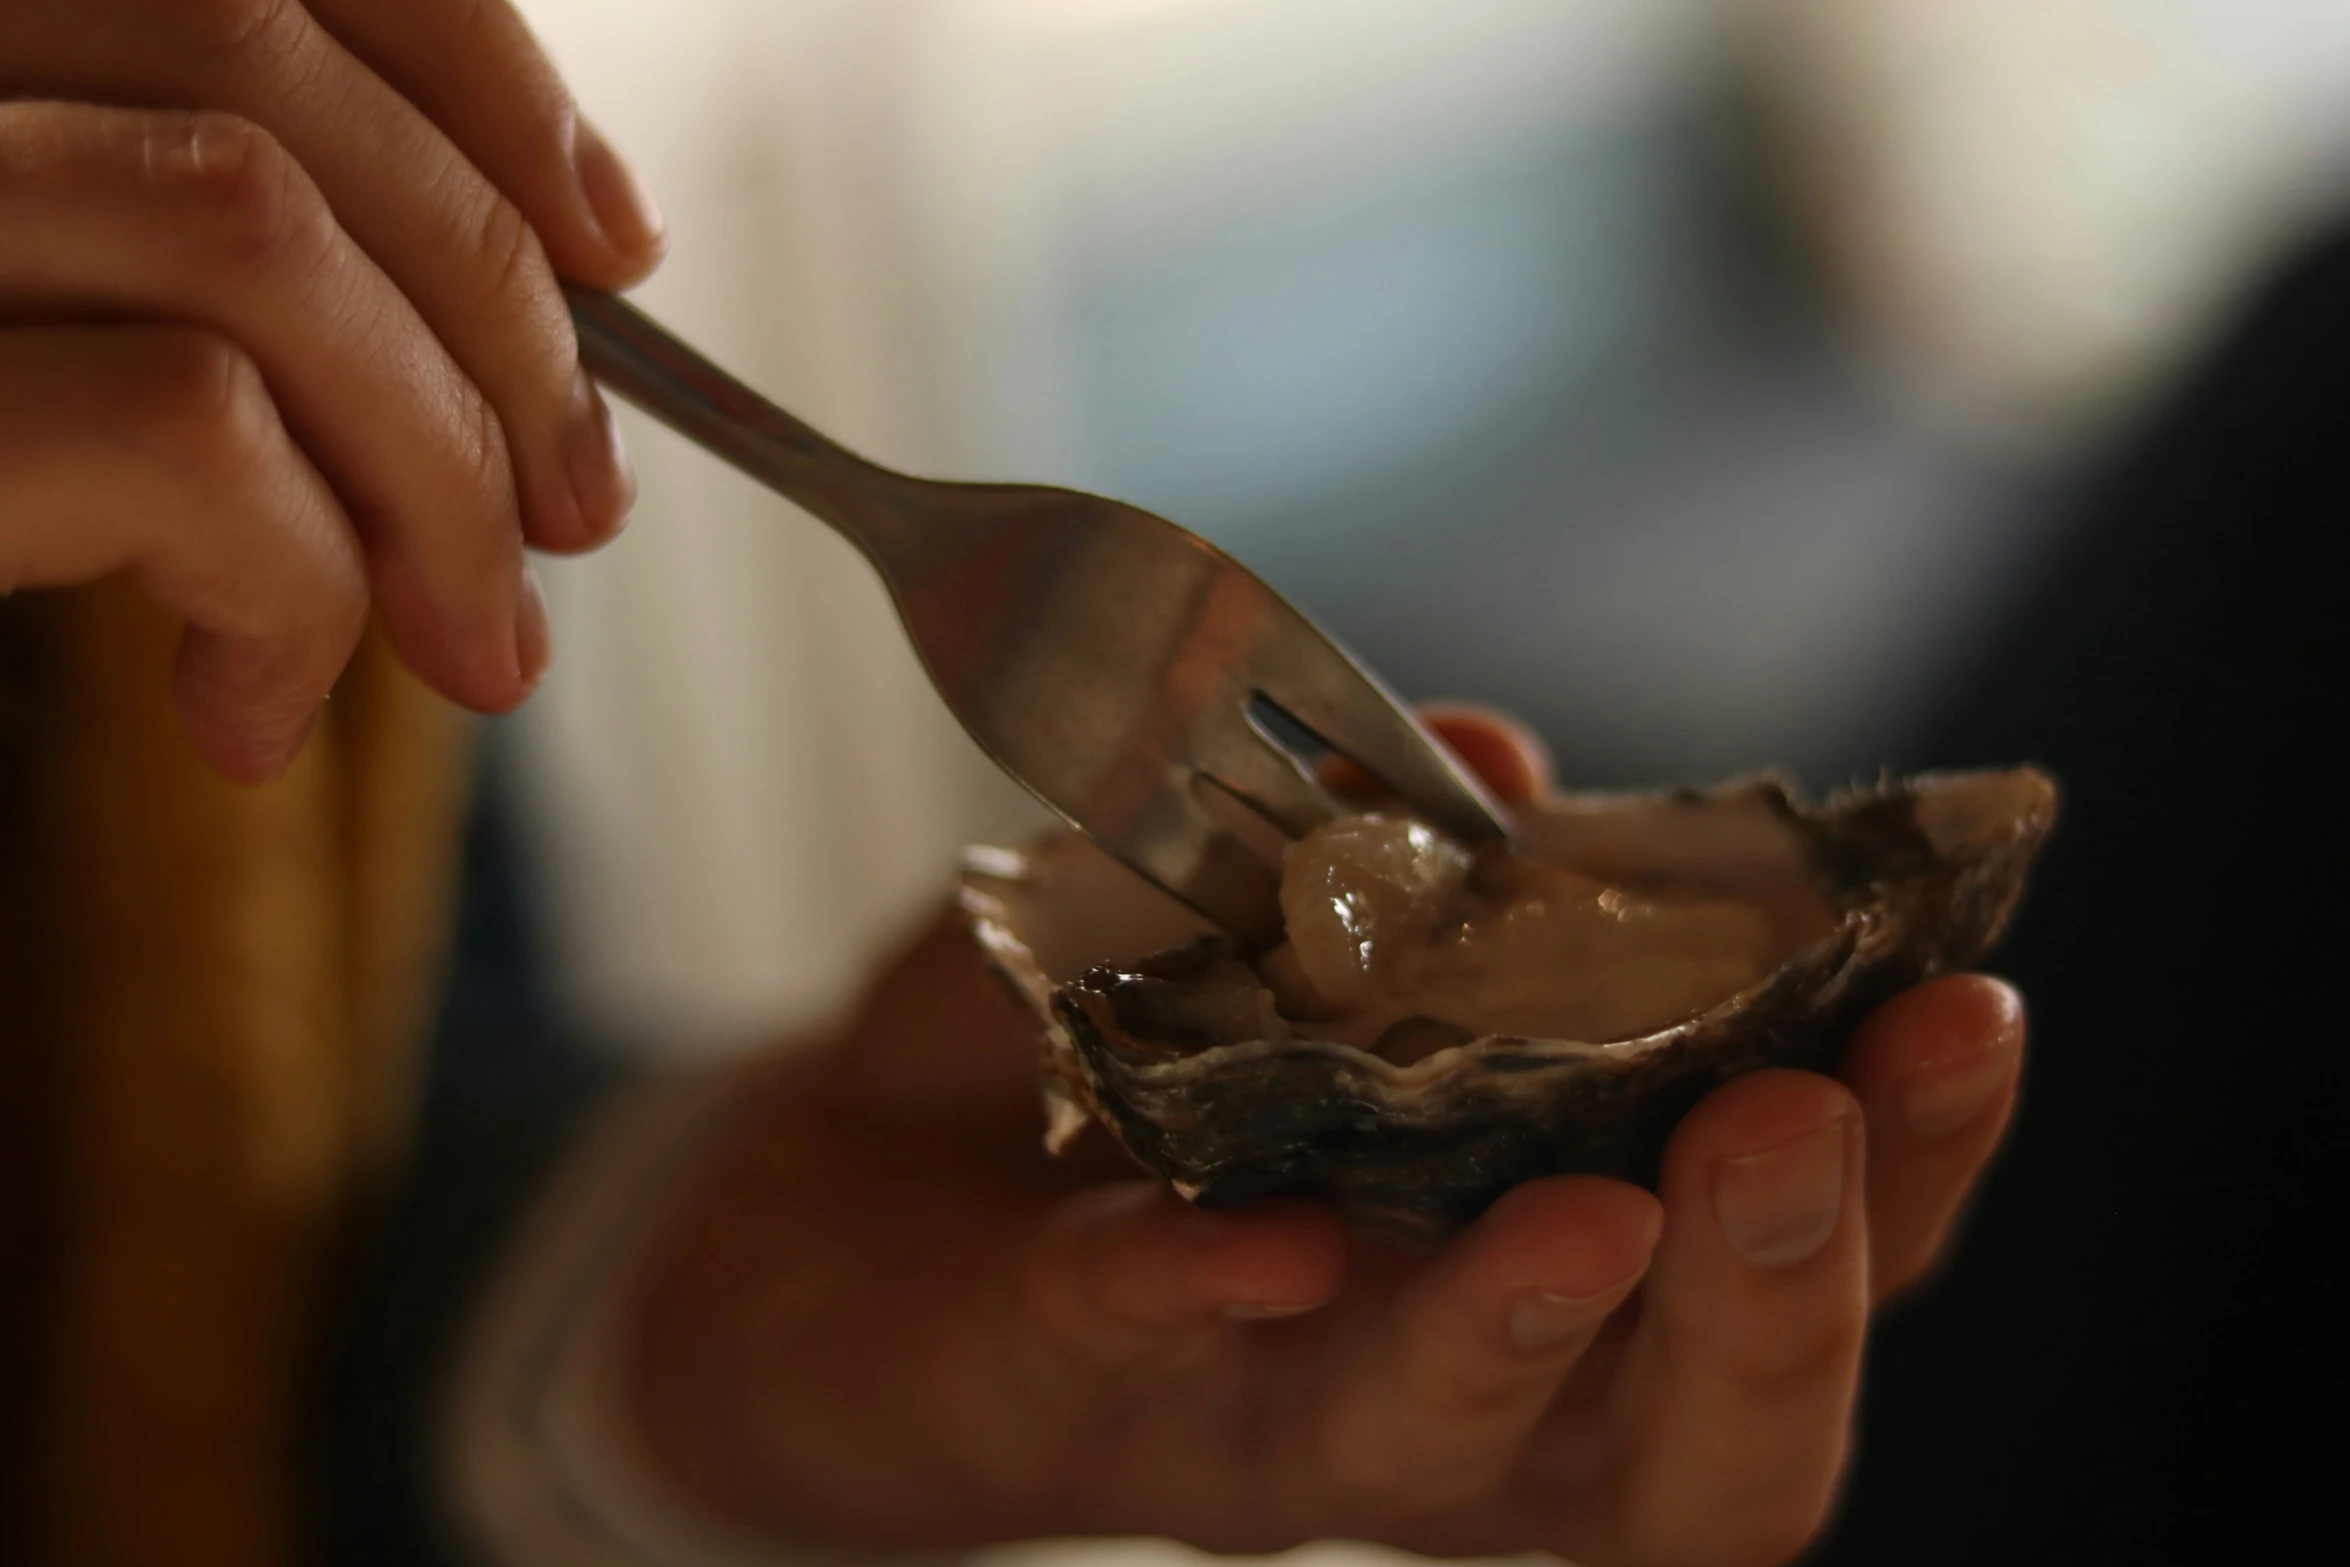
[562,367,635,539]
[1896,1042,2015,1138]
[1224,1301,1319,1321]
[516,565,552,690]
[572,117,665,258]
[1509,1286,1624,1352]
[1714,1117,1847,1270]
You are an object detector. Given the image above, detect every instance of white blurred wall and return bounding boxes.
[512,0,1037,1055]
[1745,0,2350,450]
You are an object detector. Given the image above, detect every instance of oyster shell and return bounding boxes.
[961,769,2056,1239]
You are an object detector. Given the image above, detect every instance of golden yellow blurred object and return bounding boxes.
[0,582,470,1566]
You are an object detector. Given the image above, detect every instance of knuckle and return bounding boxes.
[1698,1323,1852,1395]
[475,189,546,307]
[453,173,555,316]
[1397,1346,1523,1423]
[446,0,504,47]
[451,388,521,542]
[175,0,305,59]
[445,0,587,153]
[1658,1280,1864,1391]
[129,328,281,487]
[142,111,335,282]
[125,332,366,648]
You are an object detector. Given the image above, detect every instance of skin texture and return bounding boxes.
[629,711,2029,1566]
[0,0,665,779]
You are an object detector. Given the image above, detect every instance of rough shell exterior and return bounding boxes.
[960,769,2056,1240]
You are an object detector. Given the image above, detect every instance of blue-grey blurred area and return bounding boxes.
[1053,85,2045,787]
[872,2,2340,800]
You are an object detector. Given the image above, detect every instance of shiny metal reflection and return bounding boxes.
[568,288,1512,944]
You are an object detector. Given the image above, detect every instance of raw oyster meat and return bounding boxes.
[961,769,2056,1239]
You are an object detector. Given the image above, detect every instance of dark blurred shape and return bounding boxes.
[0,596,57,1566]
[317,739,622,1567]
[1811,223,2349,1562]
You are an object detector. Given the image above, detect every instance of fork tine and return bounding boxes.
[569,289,1509,941]
[1244,608,1514,847]
[1125,779,1289,946]
[1189,712,1341,839]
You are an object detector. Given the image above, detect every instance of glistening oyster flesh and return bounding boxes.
[961,769,2056,1240]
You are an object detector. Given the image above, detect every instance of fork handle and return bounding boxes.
[565,287,924,564]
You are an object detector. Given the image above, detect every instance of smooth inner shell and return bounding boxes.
[1074,809,1845,1069]
[1250,815,1834,1061]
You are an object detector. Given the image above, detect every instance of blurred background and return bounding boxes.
[492,0,2350,1057]
[416,0,2348,1558]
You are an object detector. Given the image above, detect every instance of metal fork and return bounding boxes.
[567,289,1513,945]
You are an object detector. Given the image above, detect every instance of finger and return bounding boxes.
[1015,1184,1347,1372]
[32,0,638,552]
[912,1187,1341,1508]
[1421,703,1554,804]
[1322,704,1554,805]
[0,101,540,710]
[0,323,365,779]
[306,0,666,285]
[246,3,637,551]
[1305,1177,1659,1518]
[1838,974,2026,1302]
[1597,1070,1867,1567]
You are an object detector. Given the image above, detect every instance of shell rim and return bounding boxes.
[958,786,1917,1097]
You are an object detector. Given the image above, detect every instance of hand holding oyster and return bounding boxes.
[632,709,2047,1561]
[967,735,2055,1238]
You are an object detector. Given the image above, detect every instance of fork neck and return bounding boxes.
[568,288,932,568]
